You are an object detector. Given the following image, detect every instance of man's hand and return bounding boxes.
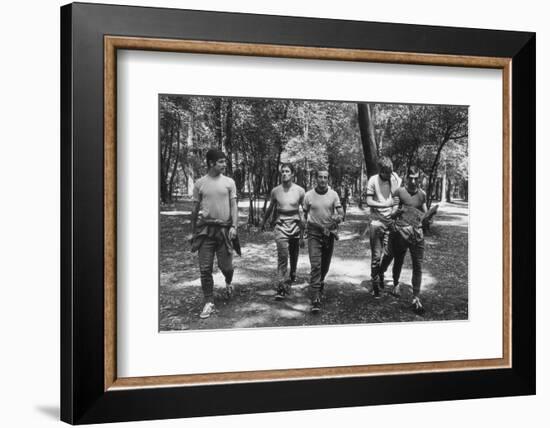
[390,208,404,219]
[187,233,195,245]
[383,198,394,208]
[330,214,343,225]
[228,226,237,240]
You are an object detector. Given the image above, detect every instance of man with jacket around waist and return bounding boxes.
[381,165,427,314]
[190,149,238,319]
[261,163,306,300]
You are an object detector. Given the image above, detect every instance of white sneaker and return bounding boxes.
[200,302,215,319]
[411,297,425,314]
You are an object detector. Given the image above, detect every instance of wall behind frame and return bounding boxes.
[0,0,545,427]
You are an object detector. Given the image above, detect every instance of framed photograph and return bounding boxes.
[61,2,535,424]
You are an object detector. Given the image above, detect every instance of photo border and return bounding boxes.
[61,3,534,424]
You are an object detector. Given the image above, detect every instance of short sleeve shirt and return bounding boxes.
[193,174,237,222]
[394,187,426,210]
[303,188,342,228]
[366,173,401,218]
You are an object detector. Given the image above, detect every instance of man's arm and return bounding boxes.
[301,193,311,225]
[333,192,344,223]
[366,195,394,208]
[298,189,306,228]
[335,206,345,220]
[191,182,201,235]
[421,202,428,213]
[388,191,404,219]
[190,200,201,236]
[389,194,401,217]
[229,197,238,238]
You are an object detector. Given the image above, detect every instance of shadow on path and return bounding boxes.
[160,200,469,331]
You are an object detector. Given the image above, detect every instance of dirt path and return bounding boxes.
[160,200,469,331]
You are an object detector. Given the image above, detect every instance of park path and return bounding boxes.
[159,200,469,331]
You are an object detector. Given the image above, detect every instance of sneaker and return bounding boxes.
[311,299,321,314]
[371,278,381,299]
[274,289,285,301]
[274,282,287,301]
[289,274,297,284]
[199,302,215,319]
[390,283,401,298]
[224,283,234,300]
[411,297,425,315]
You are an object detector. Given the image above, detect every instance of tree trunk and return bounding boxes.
[224,99,233,173]
[214,98,223,149]
[358,160,365,209]
[186,111,194,196]
[160,125,175,203]
[446,178,453,203]
[273,146,282,187]
[440,164,447,203]
[357,103,379,178]
[168,116,182,202]
[426,137,449,208]
[247,168,254,225]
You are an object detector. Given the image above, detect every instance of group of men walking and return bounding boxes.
[190,149,427,320]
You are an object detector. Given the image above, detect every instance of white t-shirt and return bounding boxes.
[366,173,401,218]
[303,188,342,228]
[192,174,236,222]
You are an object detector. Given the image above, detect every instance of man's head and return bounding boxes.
[405,165,421,194]
[315,169,330,190]
[206,149,227,175]
[280,163,295,184]
[377,157,393,182]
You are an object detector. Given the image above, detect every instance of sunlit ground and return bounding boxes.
[159,200,468,330]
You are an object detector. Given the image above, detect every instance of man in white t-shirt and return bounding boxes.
[366,156,401,298]
[190,149,238,319]
[303,169,344,313]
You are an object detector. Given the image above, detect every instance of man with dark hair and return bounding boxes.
[261,163,305,300]
[381,165,427,314]
[190,149,238,319]
[303,168,344,313]
[366,156,401,298]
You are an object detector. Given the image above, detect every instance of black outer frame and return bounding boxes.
[60,2,535,425]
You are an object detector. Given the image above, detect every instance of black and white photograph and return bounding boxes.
[1,0,542,426]
[159,95,469,331]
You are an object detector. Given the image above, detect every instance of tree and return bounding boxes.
[159,94,468,217]
[424,106,468,207]
[357,103,379,178]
